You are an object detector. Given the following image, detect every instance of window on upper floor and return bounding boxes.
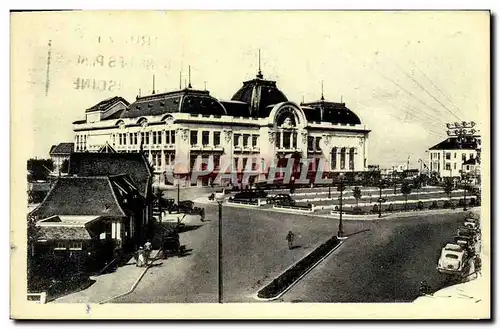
[165,131,170,144]
[243,134,250,147]
[171,131,175,144]
[190,131,198,146]
[340,147,346,169]
[445,152,451,160]
[445,163,451,170]
[233,134,241,147]
[251,135,257,147]
[307,136,314,151]
[158,131,162,144]
[202,131,210,146]
[315,137,321,151]
[214,132,221,146]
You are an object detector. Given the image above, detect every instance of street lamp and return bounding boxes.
[337,173,346,239]
[215,193,224,303]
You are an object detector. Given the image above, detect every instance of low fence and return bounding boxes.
[315,195,475,211]
[226,199,262,207]
[272,204,315,213]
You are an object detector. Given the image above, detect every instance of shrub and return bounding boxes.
[371,204,379,214]
[430,201,439,209]
[458,198,466,207]
[443,200,452,209]
[417,201,424,210]
[352,207,363,215]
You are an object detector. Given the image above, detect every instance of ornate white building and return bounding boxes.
[73,69,370,187]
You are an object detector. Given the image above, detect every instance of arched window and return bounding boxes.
[349,148,355,170]
[340,147,346,170]
[331,147,337,170]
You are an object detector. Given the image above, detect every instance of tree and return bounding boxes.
[401,182,412,211]
[443,178,454,200]
[352,186,362,207]
[27,158,54,181]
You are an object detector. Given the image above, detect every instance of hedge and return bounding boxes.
[257,236,340,299]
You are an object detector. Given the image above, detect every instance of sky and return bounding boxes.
[11,11,489,168]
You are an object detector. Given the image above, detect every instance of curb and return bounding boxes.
[253,239,345,302]
[97,249,161,304]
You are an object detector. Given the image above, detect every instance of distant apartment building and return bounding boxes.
[428,135,481,181]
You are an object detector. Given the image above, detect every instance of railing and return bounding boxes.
[227,199,262,207]
[273,204,315,212]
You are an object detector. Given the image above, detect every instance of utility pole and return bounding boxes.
[446,121,479,210]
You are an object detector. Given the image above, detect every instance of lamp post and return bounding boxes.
[337,173,345,239]
[463,178,468,211]
[215,194,224,303]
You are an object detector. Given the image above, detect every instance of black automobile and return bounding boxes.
[267,194,295,205]
[231,190,268,201]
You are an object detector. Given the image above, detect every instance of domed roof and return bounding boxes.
[231,75,288,118]
[121,88,226,119]
[301,99,361,125]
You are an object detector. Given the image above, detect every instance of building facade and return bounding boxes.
[72,70,370,187]
[49,142,74,174]
[428,136,481,181]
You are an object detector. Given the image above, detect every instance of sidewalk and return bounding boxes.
[53,250,160,303]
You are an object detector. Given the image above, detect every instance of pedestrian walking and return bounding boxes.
[144,241,152,265]
[286,231,295,250]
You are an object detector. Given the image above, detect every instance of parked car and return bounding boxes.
[437,243,469,275]
[231,190,268,201]
[454,235,474,253]
[178,200,194,212]
[267,194,294,205]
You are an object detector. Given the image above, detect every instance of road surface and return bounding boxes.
[116,201,468,303]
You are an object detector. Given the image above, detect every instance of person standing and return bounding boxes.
[136,247,145,267]
[144,241,152,265]
[286,231,295,250]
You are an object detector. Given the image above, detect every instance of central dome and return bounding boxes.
[230,75,288,118]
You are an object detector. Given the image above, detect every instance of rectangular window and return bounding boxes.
[466,165,470,170]
[165,130,170,144]
[445,152,451,160]
[252,135,258,147]
[158,153,162,167]
[190,155,197,170]
[445,163,451,170]
[470,153,474,159]
[213,155,221,169]
[307,136,314,151]
[152,131,157,144]
[214,132,221,146]
[69,242,83,250]
[275,132,280,148]
[243,134,250,147]
[242,157,248,170]
[454,152,457,159]
[54,242,66,250]
[158,131,162,144]
[202,131,210,146]
[134,132,138,145]
[123,134,127,145]
[145,132,150,145]
[233,157,239,170]
[454,163,457,169]
[190,131,198,146]
[129,133,133,145]
[233,134,240,147]
[283,131,291,149]
[171,131,175,144]
[315,137,321,150]
[292,132,297,149]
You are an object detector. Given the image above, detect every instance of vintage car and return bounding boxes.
[464,221,480,233]
[230,190,268,201]
[454,235,475,253]
[267,193,295,205]
[437,243,469,275]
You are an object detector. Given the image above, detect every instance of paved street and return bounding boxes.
[279,212,467,303]
[115,197,470,303]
